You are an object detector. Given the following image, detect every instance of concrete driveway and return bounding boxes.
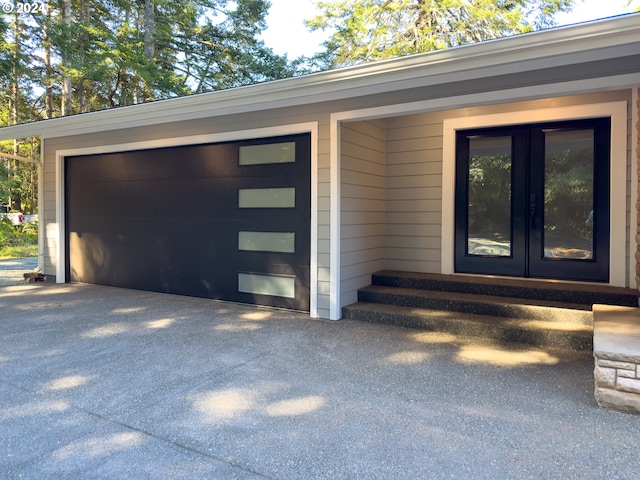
[1,282,639,479]
[0,257,39,287]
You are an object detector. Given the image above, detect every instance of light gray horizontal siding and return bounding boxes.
[385,113,443,273]
[340,119,386,306]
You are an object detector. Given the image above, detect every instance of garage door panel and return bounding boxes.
[66,134,311,311]
[67,192,309,225]
[69,229,309,309]
[68,169,310,220]
[69,218,306,262]
[75,141,309,183]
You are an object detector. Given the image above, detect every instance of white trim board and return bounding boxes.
[442,101,629,287]
[55,122,320,318]
[329,115,341,320]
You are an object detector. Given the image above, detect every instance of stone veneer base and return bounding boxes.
[593,305,640,415]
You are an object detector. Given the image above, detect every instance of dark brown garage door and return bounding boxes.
[65,134,311,311]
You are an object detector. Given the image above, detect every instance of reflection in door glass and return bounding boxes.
[467,136,512,257]
[543,129,594,260]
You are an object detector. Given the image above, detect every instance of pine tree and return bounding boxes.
[306,0,575,68]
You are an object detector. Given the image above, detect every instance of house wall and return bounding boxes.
[41,87,636,318]
[385,116,443,273]
[41,105,334,317]
[340,120,387,306]
[382,90,633,277]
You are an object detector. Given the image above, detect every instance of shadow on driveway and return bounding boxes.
[1,283,638,479]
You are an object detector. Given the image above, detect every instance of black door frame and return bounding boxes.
[455,118,610,282]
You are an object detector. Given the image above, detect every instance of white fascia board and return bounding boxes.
[0,14,638,142]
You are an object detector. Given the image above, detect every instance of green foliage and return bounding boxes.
[0,219,38,260]
[0,16,11,79]
[0,218,14,245]
[307,0,575,68]
[468,152,512,242]
[0,156,9,205]
[18,219,38,236]
[0,0,297,120]
[0,138,39,213]
[544,148,593,241]
[467,146,595,247]
[1,0,298,214]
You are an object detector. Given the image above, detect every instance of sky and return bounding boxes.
[260,0,640,59]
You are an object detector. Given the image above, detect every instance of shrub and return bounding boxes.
[0,219,38,258]
[0,218,15,246]
[19,220,38,237]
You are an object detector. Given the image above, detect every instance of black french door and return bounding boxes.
[455,118,610,282]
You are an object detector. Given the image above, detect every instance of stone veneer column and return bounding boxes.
[593,305,640,415]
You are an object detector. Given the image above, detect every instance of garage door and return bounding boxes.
[65,134,311,311]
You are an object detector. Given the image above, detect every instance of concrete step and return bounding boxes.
[371,270,639,307]
[342,302,593,351]
[358,285,593,325]
[345,271,637,351]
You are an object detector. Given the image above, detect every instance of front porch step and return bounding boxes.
[342,302,593,351]
[358,285,593,325]
[372,270,639,307]
[342,271,639,351]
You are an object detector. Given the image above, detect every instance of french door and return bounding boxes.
[455,118,610,282]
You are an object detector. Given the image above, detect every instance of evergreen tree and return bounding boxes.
[306,0,575,68]
[1,0,298,211]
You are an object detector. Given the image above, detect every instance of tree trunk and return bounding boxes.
[77,1,92,113]
[144,0,156,59]
[10,10,22,211]
[11,10,20,126]
[61,0,73,116]
[143,0,156,102]
[44,4,53,119]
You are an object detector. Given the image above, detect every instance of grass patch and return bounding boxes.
[0,220,38,260]
[0,244,38,261]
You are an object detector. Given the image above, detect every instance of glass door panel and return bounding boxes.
[467,136,513,257]
[542,129,594,260]
[455,129,527,277]
[528,119,609,282]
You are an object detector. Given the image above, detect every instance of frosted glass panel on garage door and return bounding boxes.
[239,188,295,208]
[238,231,295,253]
[239,142,296,165]
[238,273,295,298]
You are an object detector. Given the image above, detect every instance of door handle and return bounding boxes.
[530,194,536,228]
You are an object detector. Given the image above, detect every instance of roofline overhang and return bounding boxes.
[1,13,639,141]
